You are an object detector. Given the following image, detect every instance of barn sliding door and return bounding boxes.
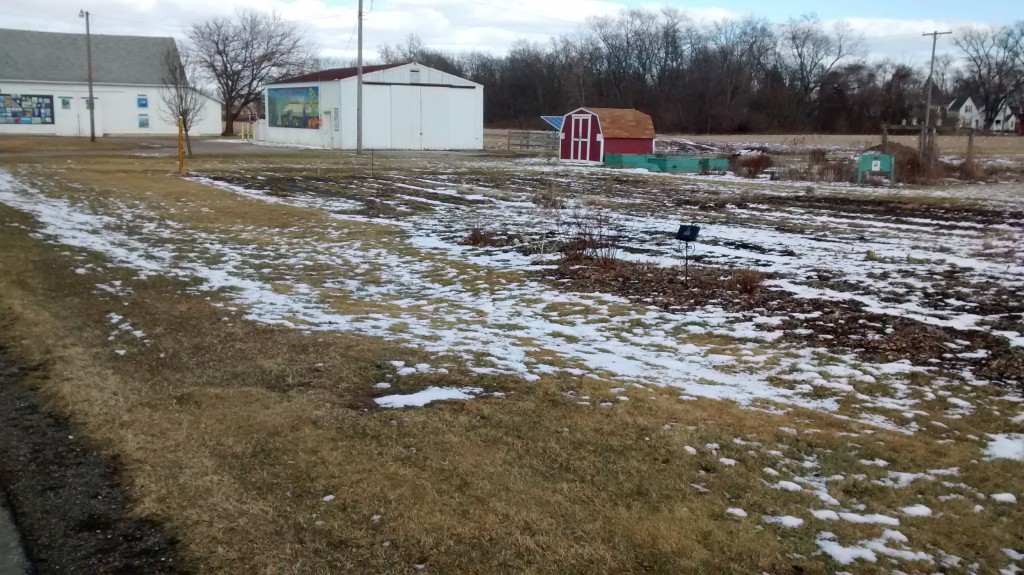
[571,114,591,161]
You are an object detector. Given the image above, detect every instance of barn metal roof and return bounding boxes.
[275,63,407,84]
[0,28,177,85]
[585,108,655,139]
[540,115,564,130]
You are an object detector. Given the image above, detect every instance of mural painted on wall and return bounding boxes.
[267,86,320,129]
[0,93,55,125]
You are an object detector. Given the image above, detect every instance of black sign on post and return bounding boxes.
[675,224,700,285]
[676,225,700,242]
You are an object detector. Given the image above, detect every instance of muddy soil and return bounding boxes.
[0,350,186,574]
[542,258,1024,390]
[204,172,486,212]
[756,193,1024,227]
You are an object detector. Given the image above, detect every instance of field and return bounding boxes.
[664,132,1024,161]
[0,137,1022,573]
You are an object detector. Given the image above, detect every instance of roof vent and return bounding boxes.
[410,69,420,84]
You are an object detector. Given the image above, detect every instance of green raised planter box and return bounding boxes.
[604,154,730,174]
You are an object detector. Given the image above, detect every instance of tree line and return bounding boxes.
[177,9,1024,135]
[378,10,1024,133]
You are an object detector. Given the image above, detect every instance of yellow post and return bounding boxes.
[177,116,185,175]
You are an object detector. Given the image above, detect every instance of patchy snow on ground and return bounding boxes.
[3,158,1023,572]
[900,504,933,517]
[762,515,804,528]
[985,434,1024,461]
[373,386,483,408]
[1,162,1022,435]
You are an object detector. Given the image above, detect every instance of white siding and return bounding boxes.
[364,63,478,87]
[363,84,395,149]
[0,81,221,136]
[260,80,341,147]
[263,62,483,150]
[387,86,419,149]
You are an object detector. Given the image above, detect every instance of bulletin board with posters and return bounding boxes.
[0,93,55,125]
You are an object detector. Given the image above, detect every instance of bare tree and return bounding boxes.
[779,15,863,113]
[187,10,313,136]
[932,53,956,95]
[160,45,207,157]
[954,23,1024,128]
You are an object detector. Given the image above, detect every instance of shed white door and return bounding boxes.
[571,114,591,161]
[390,85,422,150]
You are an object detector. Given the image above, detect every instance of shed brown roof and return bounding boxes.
[586,108,655,139]
[276,63,406,84]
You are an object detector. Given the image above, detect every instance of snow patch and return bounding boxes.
[374,386,483,408]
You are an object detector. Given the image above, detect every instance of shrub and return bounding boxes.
[819,161,857,183]
[561,207,621,265]
[733,269,766,294]
[808,149,828,165]
[532,187,564,209]
[461,228,503,247]
[362,198,398,217]
[730,154,773,178]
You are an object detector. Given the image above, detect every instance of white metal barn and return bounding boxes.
[0,28,221,137]
[262,62,483,150]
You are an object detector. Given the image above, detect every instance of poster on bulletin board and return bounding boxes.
[0,93,55,125]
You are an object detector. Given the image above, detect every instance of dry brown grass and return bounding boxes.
[0,153,1020,573]
[0,135,173,154]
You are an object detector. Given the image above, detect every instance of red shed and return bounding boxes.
[558,107,655,162]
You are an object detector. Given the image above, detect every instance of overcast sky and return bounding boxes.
[0,0,1006,68]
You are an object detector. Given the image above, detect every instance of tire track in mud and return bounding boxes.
[0,350,186,574]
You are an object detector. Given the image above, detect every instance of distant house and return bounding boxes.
[947,96,983,130]
[0,28,221,137]
[558,107,655,162]
[988,99,1020,133]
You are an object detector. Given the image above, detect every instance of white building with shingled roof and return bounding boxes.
[0,28,221,137]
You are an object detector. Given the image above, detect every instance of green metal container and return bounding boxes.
[857,153,896,186]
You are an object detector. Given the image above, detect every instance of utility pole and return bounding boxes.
[356,0,363,155]
[920,30,951,161]
[79,9,95,142]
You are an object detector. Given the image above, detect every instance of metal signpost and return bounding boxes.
[178,116,185,175]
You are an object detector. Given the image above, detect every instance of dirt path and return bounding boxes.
[0,350,186,574]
